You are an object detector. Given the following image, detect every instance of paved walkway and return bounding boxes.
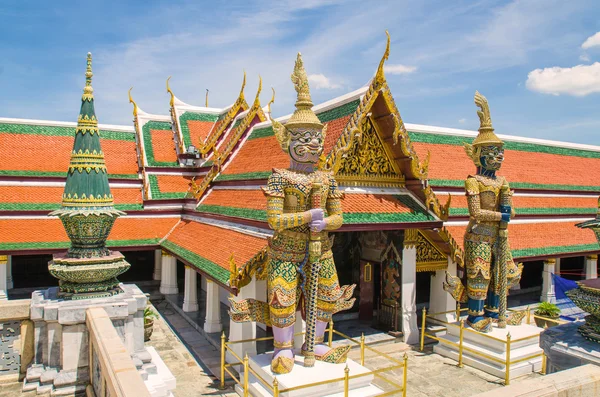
[347,342,540,397]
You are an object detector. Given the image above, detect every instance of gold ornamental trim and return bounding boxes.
[587,254,598,260]
[416,262,447,272]
[0,255,8,264]
[404,229,419,249]
[544,258,557,265]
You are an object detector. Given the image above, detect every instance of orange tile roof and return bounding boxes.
[412,141,600,189]
[0,216,179,250]
[446,221,599,258]
[187,120,215,146]
[0,185,142,206]
[437,193,598,214]
[220,135,288,176]
[149,128,178,163]
[0,133,138,177]
[155,175,193,193]
[202,189,265,210]
[165,220,266,271]
[323,115,352,155]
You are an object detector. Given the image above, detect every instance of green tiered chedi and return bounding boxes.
[48,53,130,299]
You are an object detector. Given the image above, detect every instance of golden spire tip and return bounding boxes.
[128,87,138,118]
[166,76,175,107]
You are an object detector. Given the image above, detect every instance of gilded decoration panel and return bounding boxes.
[416,230,447,272]
[335,117,404,187]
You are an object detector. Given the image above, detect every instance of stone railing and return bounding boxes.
[0,299,32,377]
[86,307,150,397]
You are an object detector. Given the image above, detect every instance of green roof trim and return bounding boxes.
[408,131,600,159]
[449,207,598,216]
[0,238,159,251]
[429,178,600,192]
[161,240,230,284]
[513,243,600,259]
[215,171,271,182]
[248,126,274,140]
[197,205,267,221]
[317,99,360,123]
[179,111,219,148]
[148,174,189,200]
[0,170,138,179]
[142,121,179,167]
[0,203,142,211]
[0,123,135,141]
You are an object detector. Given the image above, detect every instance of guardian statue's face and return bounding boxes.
[288,128,324,164]
[479,144,504,171]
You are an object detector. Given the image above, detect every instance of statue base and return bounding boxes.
[433,322,543,380]
[540,321,600,374]
[235,352,384,397]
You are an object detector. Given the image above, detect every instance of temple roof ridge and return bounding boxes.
[0,116,134,133]
[406,123,600,152]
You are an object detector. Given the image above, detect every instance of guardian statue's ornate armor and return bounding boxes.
[229,54,355,374]
[444,92,524,332]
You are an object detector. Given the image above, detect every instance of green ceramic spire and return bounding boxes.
[50,53,124,259]
[62,52,115,211]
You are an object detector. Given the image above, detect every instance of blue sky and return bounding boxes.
[2,0,600,144]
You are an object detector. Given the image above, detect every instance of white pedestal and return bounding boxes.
[433,322,543,380]
[236,353,384,397]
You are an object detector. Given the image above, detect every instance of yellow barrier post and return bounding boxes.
[243,354,249,397]
[526,306,531,325]
[420,307,427,352]
[403,353,408,397]
[344,365,349,397]
[273,378,279,397]
[458,319,465,368]
[360,333,365,366]
[505,332,512,386]
[541,350,547,375]
[220,332,226,389]
[328,320,334,348]
[456,302,461,322]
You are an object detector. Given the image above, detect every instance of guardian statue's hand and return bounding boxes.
[309,208,324,222]
[309,219,326,232]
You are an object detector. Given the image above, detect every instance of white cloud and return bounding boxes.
[458,118,467,124]
[385,64,417,75]
[308,74,341,90]
[580,53,590,62]
[526,62,600,96]
[582,32,600,49]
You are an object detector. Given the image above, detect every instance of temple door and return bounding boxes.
[379,242,402,334]
[359,261,374,321]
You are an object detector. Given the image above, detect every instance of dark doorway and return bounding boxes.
[119,250,155,282]
[559,256,585,281]
[11,254,57,289]
[521,260,543,289]
[416,271,431,305]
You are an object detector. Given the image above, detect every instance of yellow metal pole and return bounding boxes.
[360,333,365,366]
[344,365,350,397]
[328,319,334,348]
[458,319,464,368]
[243,354,249,397]
[541,350,547,375]
[420,307,427,352]
[456,302,461,322]
[273,378,279,397]
[402,353,408,397]
[220,332,226,389]
[505,332,512,386]
[526,306,531,325]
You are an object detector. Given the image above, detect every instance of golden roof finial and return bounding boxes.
[82,52,94,101]
[128,87,138,118]
[253,75,262,107]
[229,253,238,287]
[239,71,247,101]
[205,89,209,107]
[166,76,175,108]
[472,91,503,147]
[285,52,323,131]
[375,31,391,85]
[268,87,290,151]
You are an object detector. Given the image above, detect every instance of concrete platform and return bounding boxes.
[433,322,543,380]
[235,353,384,397]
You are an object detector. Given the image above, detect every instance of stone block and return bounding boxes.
[135,350,152,363]
[40,368,58,384]
[133,357,143,369]
[30,304,44,321]
[37,383,53,393]
[26,365,44,382]
[139,369,149,381]
[47,323,62,368]
[142,363,157,375]
[53,368,89,387]
[61,324,88,371]
[57,306,87,325]
[0,299,30,321]
[51,384,87,396]
[20,319,35,373]
[43,305,59,322]
[22,380,39,392]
